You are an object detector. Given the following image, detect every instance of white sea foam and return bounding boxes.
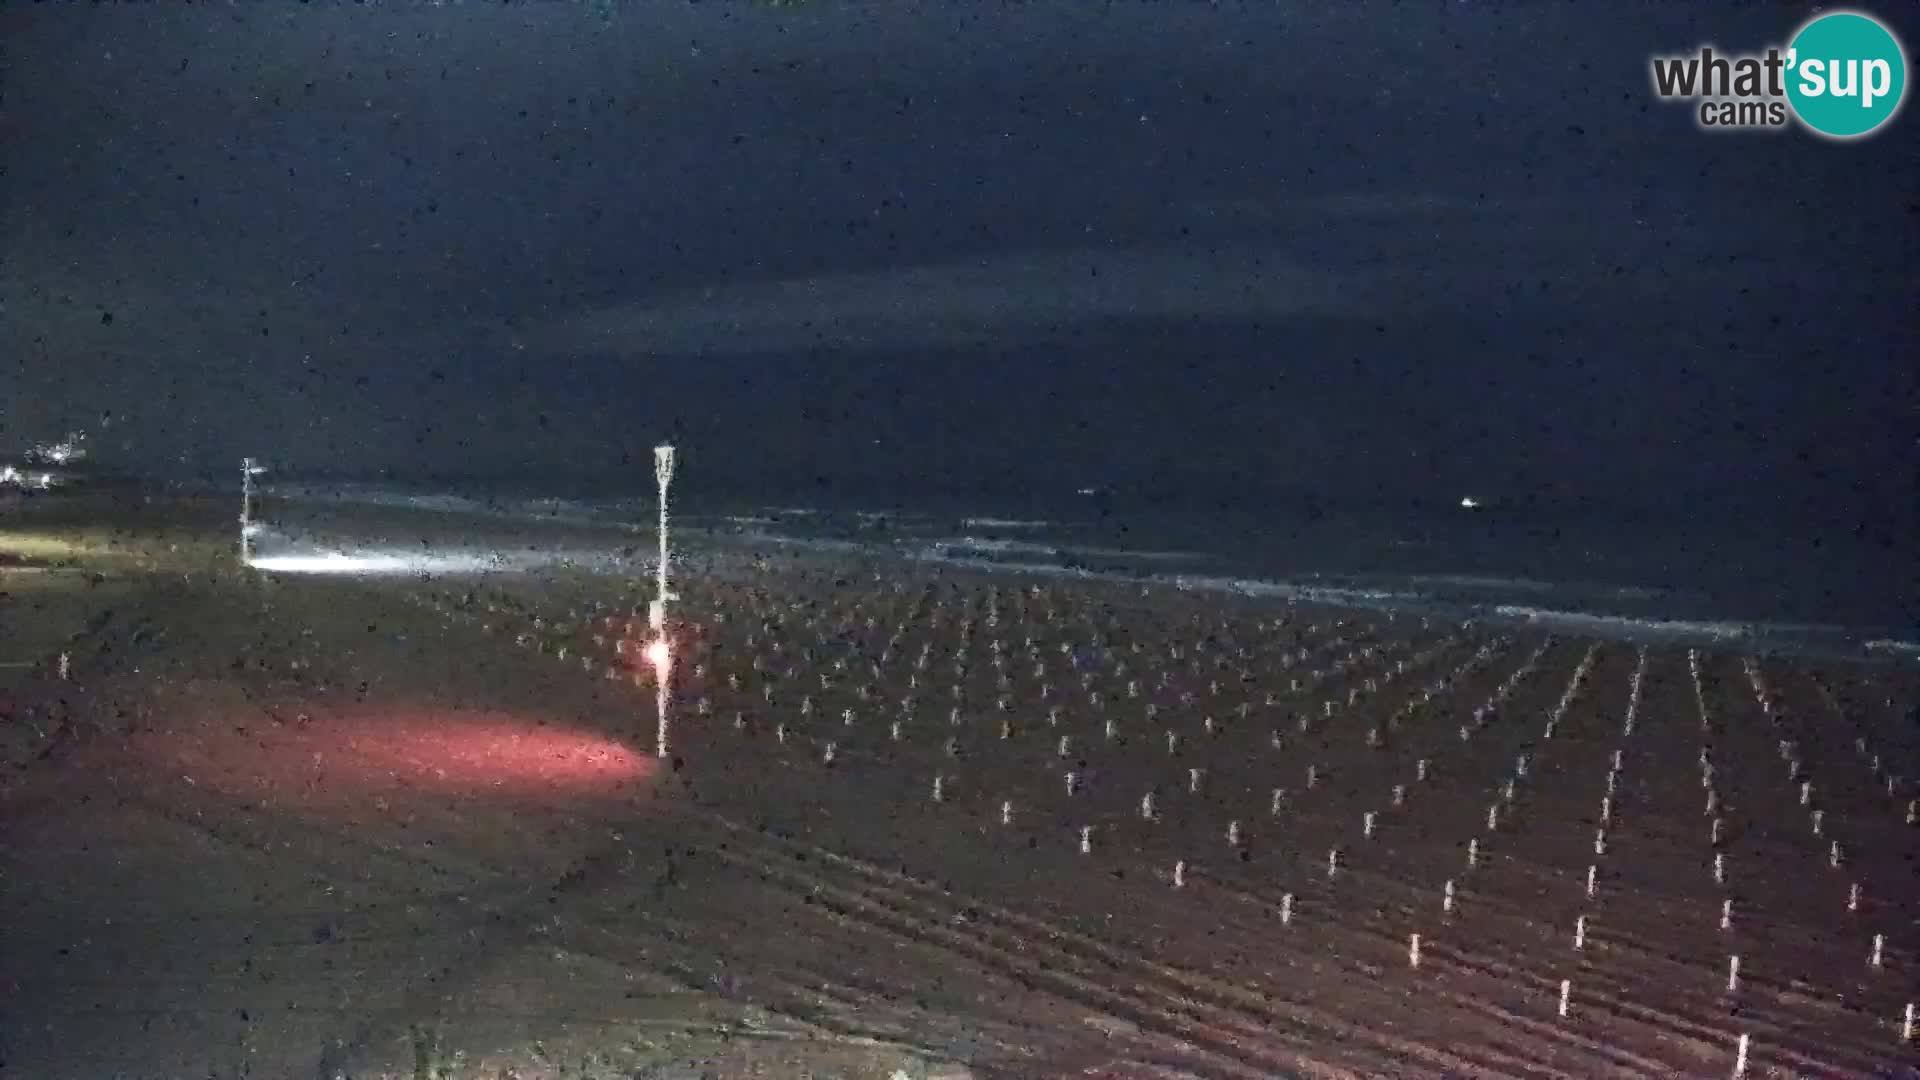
[921,538,1202,563]
[916,556,1104,580]
[1400,574,1671,601]
[732,530,873,554]
[959,517,1056,529]
[273,484,607,525]
[1864,639,1920,656]
[1492,606,1752,641]
[1403,574,1560,593]
[1169,575,1416,606]
[1076,546,1204,562]
[926,537,1053,556]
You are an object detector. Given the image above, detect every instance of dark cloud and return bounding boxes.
[0,2,1911,528]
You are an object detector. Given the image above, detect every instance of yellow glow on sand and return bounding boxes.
[0,532,92,559]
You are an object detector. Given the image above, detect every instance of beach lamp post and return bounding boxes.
[651,444,676,757]
[653,444,676,629]
[239,458,267,564]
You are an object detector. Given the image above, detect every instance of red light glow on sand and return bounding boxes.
[327,712,655,794]
[141,704,659,813]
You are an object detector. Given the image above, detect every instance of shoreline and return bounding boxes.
[7,489,1896,690]
[240,490,1920,666]
[224,481,1918,655]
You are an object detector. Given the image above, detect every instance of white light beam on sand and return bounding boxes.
[247,551,428,575]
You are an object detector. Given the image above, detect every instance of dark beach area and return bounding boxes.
[3,495,1914,1078]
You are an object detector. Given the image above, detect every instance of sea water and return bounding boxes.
[261,481,1913,663]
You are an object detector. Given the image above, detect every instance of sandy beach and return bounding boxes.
[2,496,1914,1078]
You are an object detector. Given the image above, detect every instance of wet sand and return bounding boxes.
[2,496,1914,1078]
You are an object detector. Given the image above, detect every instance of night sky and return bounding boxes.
[2,2,1913,526]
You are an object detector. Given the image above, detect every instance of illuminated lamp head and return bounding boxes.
[646,637,672,671]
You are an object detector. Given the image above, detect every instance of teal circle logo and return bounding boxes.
[1785,11,1907,139]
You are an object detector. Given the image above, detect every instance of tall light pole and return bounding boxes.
[651,444,677,758]
[239,458,265,564]
[653,444,676,629]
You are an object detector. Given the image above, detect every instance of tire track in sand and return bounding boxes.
[687,812,1557,1078]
